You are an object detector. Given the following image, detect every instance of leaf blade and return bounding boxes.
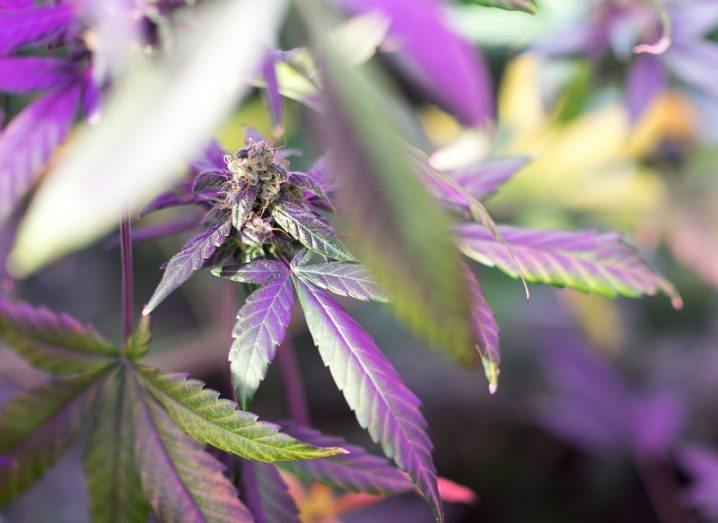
[293,261,389,302]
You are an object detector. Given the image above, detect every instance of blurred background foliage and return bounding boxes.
[2,0,718,521]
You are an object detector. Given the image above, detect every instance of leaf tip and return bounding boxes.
[481,357,500,395]
[141,304,152,316]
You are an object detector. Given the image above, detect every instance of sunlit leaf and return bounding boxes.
[293,276,443,522]
[293,260,389,302]
[11,0,289,275]
[137,365,346,462]
[130,375,254,523]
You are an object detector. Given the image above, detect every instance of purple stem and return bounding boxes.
[277,338,311,426]
[120,215,134,346]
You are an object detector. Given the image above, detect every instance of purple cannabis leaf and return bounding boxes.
[0,57,77,92]
[0,5,76,55]
[292,260,389,303]
[278,423,413,495]
[229,265,295,409]
[456,224,682,308]
[446,156,530,203]
[241,460,300,523]
[143,220,232,314]
[343,0,493,125]
[292,275,443,522]
[0,298,117,374]
[218,259,289,285]
[271,200,355,261]
[465,268,500,394]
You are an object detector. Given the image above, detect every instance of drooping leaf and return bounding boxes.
[0,57,77,93]
[11,0,289,276]
[302,19,476,365]
[129,375,253,523]
[85,369,149,523]
[229,267,294,409]
[0,298,118,374]
[136,365,346,462]
[215,259,287,284]
[143,220,232,314]
[457,224,683,308]
[293,277,443,522]
[0,5,75,55]
[0,370,107,506]
[465,268,500,393]
[241,460,300,523]
[0,83,81,224]
[278,423,412,495]
[271,200,355,262]
[123,315,151,360]
[293,260,389,302]
[463,0,537,13]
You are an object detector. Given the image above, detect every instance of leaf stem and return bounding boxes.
[277,338,311,426]
[120,214,134,346]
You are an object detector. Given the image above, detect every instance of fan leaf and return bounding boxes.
[465,268,500,393]
[129,374,253,523]
[85,368,149,523]
[143,219,232,315]
[456,224,682,308]
[278,423,412,495]
[271,200,355,262]
[214,259,286,284]
[123,315,151,361]
[293,277,443,522]
[230,267,294,409]
[241,460,300,523]
[136,365,346,462]
[0,298,118,374]
[293,260,389,302]
[0,370,108,506]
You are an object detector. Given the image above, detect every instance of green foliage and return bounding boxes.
[85,368,150,523]
[123,315,151,360]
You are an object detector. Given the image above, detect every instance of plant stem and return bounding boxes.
[277,338,311,426]
[120,214,134,346]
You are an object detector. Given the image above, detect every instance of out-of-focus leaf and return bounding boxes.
[303,9,475,365]
[678,445,718,520]
[143,220,232,315]
[278,423,412,495]
[11,0,288,276]
[463,0,536,14]
[331,11,391,66]
[85,369,149,523]
[130,376,254,523]
[626,55,666,123]
[0,58,77,93]
[448,156,530,202]
[465,268,500,393]
[123,315,151,360]
[293,260,389,302]
[271,200,355,261]
[293,277,443,522]
[241,460,300,523]
[0,83,81,225]
[230,267,294,409]
[457,224,682,308]
[0,5,75,55]
[0,370,106,506]
[0,298,117,374]
[345,0,493,125]
[137,365,345,462]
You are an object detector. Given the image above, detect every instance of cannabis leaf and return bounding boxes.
[137,365,346,462]
[465,268,501,393]
[144,220,232,314]
[293,276,443,522]
[85,368,150,523]
[464,0,537,14]
[228,264,295,409]
[457,224,683,308]
[0,5,75,55]
[271,200,355,261]
[0,370,106,506]
[217,258,289,284]
[0,298,117,374]
[278,423,413,495]
[241,460,300,523]
[129,374,254,523]
[292,260,389,302]
[445,156,529,203]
